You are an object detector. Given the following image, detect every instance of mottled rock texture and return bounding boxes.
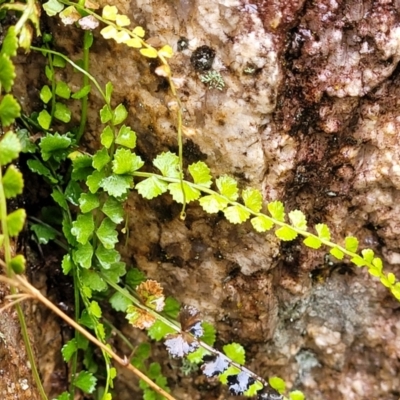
[0,281,41,400]
[28,0,400,399]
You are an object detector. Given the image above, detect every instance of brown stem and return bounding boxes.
[0,273,177,400]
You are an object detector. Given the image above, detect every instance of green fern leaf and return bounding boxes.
[219,365,240,384]
[244,381,263,397]
[0,131,21,166]
[86,170,106,194]
[37,110,51,130]
[73,370,97,394]
[55,81,71,99]
[14,254,34,275]
[100,126,114,149]
[188,161,212,187]
[112,149,144,174]
[53,55,66,68]
[199,194,228,213]
[199,322,216,345]
[113,103,128,125]
[95,245,120,269]
[115,125,137,149]
[303,236,322,249]
[1,27,18,58]
[289,390,306,400]
[98,261,126,286]
[40,132,72,162]
[9,255,25,273]
[100,104,112,123]
[345,236,358,252]
[351,255,365,267]
[242,188,262,212]
[288,210,307,230]
[88,300,102,318]
[136,176,168,199]
[275,226,297,241]
[380,272,396,288]
[71,154,93,181]
[250,215,274,232]
[0,54,16,92]
[3,165,23,198]
[79,192,100,213]
[223,343,245,365]
[54,102,71,123]
[100,174,132,197]
[391,283,400,300]
[96,218,118,249]
[43,0,64,16]
[109,291,132,312]
[92,148,110,171]
[102,197,124,224]
[361,248,374,263]
[6,209,26,236]
[368,257,383,277]
[269,376,285,394]
[140,47,158,58]
[80,269,107,292]
[0,94,20,126]
[52,189,68,211]
[102,5,118,20]
[224,205,250,224]
[71,213,94,244]
[73,242,93,269]
[153,152,180,178]
[168,182,200,203]
[61,339,77,362]
[315,223,331,240]
[267,200,285,221]
[330,246,344,260]
[71,84,91,100]
[40,85,52,103]
[147,320,175,341]
[216,175,238,201]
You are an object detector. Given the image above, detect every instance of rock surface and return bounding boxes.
[0,281,41,400]
[19,0,400,399]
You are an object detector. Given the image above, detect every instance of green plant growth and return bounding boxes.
[0,7,46,398]
[0,0,399,400]
[200,70,225,91]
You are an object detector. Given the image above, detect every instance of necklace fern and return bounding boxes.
[132,153,400,301]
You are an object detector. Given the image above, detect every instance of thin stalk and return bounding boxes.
[46,47,57,122]
[0,168,48,400]
[76,31,92,143]
[103,318,135,352]
[28,216,63,237]
[160,57,186,219]
[0,293,34,312]
[28,218,69,251]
